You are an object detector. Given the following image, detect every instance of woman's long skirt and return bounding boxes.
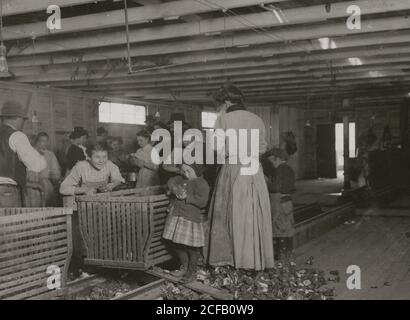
[204,164,274,270]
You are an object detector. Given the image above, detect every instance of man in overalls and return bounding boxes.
[0,101,46,207]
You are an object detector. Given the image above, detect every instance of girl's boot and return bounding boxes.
[171,245,188,278]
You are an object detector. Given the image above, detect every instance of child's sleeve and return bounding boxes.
[185,179,210,209]
[59,163,82,195]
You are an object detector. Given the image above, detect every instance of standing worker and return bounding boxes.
[264,148,296,262]
[0,101,46,207]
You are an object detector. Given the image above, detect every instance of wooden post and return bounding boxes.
[400,99,409,150]
[343,113,351,190]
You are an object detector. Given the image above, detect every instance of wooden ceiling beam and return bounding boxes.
[10,41,410,84]
[114,86,410,104]
[86,74,410,98]
[7,27,410,69]
[1,0,108,16]
[3,0,281,41]
[46,66,410,92]
[7,2,410,57]
[22,53,410,87]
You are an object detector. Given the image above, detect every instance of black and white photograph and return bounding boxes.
[0,0,410,305]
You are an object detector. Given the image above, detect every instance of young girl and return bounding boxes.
[60,142,124,196]
[162,163,210,282]
[130,129,160,188]
[264,148,296,262]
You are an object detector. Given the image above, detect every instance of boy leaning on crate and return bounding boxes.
[162,162,210,282]
[262,148,296,263]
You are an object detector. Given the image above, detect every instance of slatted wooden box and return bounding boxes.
[0,208,73,300]
[75,186,173,270]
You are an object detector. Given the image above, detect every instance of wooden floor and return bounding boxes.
[295,214,410,300]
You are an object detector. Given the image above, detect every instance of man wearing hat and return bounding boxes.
[0,101,46,207]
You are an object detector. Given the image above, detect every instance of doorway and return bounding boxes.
[316,123,356,179]
[316,124,337,178]
[335,122,356,176]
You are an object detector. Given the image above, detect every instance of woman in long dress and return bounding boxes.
[204,83,274,271]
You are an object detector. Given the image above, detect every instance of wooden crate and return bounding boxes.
[0,207,73,300]
[75,186,173,270]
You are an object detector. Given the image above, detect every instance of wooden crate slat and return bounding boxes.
[102,203,107,260]
[0,209,71,224]
[1,239,68,262]
[148,253,174,267]
[117,202,123,260]
[148,249,169,260]
[0,231,67,252]
[0,208,71,300]
[84,258,145,269]
[1,277,46,299]
[0,247,67,272]
[136,203,143,261]
[126,203,132,261]
[85,203,92,259]
[1,223,67,242]
[153,217,166,227]
[153,211,167,220]
[148,240,166,251]
[151,200,171,208]
[6,285,60,301]
[111,202,118,261]
[0,256,67,285]
[121,203,127,261]
[0,260,65,298]
[106,202,113,260]
[92,202,99,259]
[142,202,150,254]
[147,245,167,257]
[97,203,103,260]
[131,202,137,262]
[0,216,67,234]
